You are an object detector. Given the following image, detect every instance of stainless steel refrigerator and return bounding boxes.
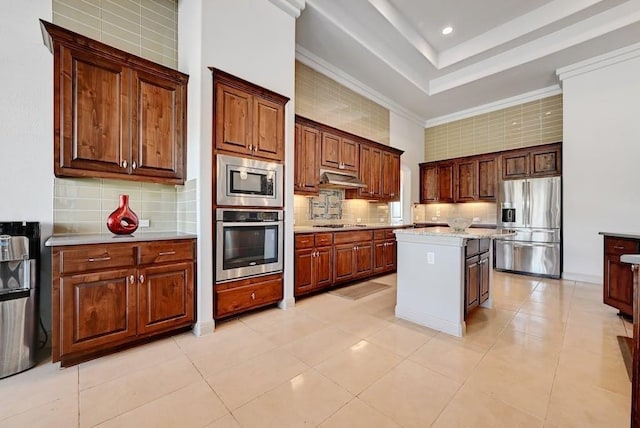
[495,176,561,278]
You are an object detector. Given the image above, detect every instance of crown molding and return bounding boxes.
[425,85,562,127]
[429,0,640,95]
[295,45,425,125]
[557,41,640,81]
[268,0,306,18]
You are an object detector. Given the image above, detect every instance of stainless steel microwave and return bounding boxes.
[216,154,283,207]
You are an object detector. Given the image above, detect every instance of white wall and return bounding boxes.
[390,111,424,224]
[1,1,54,327]
[178,0,297,332]
[562,53,640,282]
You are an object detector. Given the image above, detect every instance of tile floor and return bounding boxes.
[0,272,633,427]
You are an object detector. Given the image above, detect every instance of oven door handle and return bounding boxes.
[220,221,283,227]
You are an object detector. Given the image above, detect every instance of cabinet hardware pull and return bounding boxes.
[88,256,111,262]
[158,251,176,256]
[250,292,256,300]
[613,245,626,250]
[122,160,128,168]
[132,161,137,170]
[139,274,145,283]
[129,275,135,284]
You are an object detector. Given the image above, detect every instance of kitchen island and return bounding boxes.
[394,227,514,337]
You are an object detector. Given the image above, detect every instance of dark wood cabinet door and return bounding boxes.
[465,256,480,313]
[438,162,454,203]
[59,46,130,176]
[320,132,341,169]
[385,239,397,271]
[60,268,137,356]
[382,152,400,201]
[455,159,476,202]
[604,256,634,315]
[632,265,639,428]
[137,262,194,335]
[420,163,438,203]
[214,274,283,319]
[315,246,333,288]
[340,138,358,172]
[477,156,497,201]
[253,97,284,161]
[355,242,373,277]
[294,124,320,194]
[502,150,529,179]
[215,82,253,155]
[294,248,314,296]
[131,70,185,181]
[334,243,356,282]
[373,240,386,273]
[479,252,490,304]
[358,145,373,198]
[530,145,561,177]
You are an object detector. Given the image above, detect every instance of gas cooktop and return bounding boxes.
[312,224,369,228]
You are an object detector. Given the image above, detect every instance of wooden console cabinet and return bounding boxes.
[602,235,638,316]
[41,20,188,185]
[50,238,196,366]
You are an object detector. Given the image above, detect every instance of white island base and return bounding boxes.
[394,227,508,337]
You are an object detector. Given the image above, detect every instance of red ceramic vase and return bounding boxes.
[107,194,139,235]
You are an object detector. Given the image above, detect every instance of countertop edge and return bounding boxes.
[294,224,410,233]
[45,232,197,247]
[621,254,640,264]
[599,232,640,240]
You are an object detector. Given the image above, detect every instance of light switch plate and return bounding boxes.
[427,252,435,264]
[139,219,150,228]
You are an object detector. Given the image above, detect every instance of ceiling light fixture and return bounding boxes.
[441,26,453,35]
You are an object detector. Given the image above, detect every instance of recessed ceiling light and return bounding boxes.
[441,26,453,35]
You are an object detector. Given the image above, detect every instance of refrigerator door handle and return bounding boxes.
[522,181,528,226]
[513,242,557,248]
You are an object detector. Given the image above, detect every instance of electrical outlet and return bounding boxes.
[139,219,150,228]
[379,217,384,223]
[473,217,481,222]
[431,216,438,221]
[356,218,362,223]
[427,252,435,264]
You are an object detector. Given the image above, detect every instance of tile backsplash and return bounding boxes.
[294,192,390,226]
[425,94,562,161]
[177,178,197,234]
[412,202,497,225]
[54,178,179,234]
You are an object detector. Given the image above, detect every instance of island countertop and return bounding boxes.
[394,227,513,239]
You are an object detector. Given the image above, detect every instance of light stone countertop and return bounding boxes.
[621,254,640,265]
[294,224,409,233]
[599,231,640,240]
[394,226,513,239]
[45,231,197,247]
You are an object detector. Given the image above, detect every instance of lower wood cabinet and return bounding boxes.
[214,273,283,319]
[51,238,196,366]
[603,236,638,316]
[294,228,397,297]
[465,239,490,316]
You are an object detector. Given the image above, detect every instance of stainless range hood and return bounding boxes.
[319,170,367,189]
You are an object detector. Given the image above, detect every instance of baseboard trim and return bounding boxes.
[562,272,602,284]
[192,320,215,336]
[278,297,296,310]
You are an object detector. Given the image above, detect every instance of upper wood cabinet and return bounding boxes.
[295,116,403,200]
[501,142,562,180]
[294,123,321,194]
[420,161,454,203]
[212,69,289,162]
[320,132,358,172]
[41,20,188,185]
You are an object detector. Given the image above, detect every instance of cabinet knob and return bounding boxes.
[129,275,135,284]
[139,274,145,284]
[122,160,128,169]
[132,161,137,170]
[250,292,256,300]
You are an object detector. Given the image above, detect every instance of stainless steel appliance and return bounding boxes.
[0,222,39,378]
[215,208,283,282]
[216,154,283,207]
[495,176,561,278]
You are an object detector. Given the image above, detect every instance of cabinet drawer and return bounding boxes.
[479,239,490,253]
[315,233,333,247]
[374,229,387,240]
[466,239,480,257]
[59,245,135,274]
[138,240,194,265]
[334,230,373,244]
[605,238,638,257]
[295,234,315,249]
[215,275,283,318]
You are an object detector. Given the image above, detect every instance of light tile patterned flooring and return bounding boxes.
[0,272,633,427]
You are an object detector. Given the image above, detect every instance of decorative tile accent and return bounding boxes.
[309,190,344,220]
[425,94,562,161]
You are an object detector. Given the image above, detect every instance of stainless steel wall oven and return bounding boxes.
[215,208,283,282]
